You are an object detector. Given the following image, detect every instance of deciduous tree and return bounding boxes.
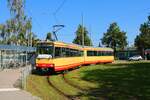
[6,0,35,45]
[135,16,150,55]
[46,32,53,41]
[101,22,127,55]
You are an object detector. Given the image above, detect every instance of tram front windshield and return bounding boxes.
[37,45,53,55]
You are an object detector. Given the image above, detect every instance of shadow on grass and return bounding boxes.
[31,69,60,76]
[80,62,150,100]
[32,66,81,76]
[32,69,69,76]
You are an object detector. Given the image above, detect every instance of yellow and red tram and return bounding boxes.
[36,41,114,72]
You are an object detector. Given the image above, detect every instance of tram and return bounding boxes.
[36,41,114,72]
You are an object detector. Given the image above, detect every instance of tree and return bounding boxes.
[73,24,92,46]
[25,18,32,46]
[135,16,150,55]
[46,32,53,41]
[0,0,35,45]
[101,22,127,55]
[32,33,40,46]
[6,0,34,46]
[5,19,16,44]
[0,24,6,43]
[98,41,102,47]
[7,0,25,21]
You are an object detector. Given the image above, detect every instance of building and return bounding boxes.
[116,47,140,60]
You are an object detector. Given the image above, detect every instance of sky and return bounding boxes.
[0,0,150,46]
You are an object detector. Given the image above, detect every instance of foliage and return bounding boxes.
[7,0,25,18]
[101,22,128,55]
[73,24,92,46]
[46,32,53,41]
[7,0,27,45]
[0,0,37,46]
[135,16,150,53]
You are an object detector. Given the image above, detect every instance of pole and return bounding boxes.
[81,13,86,63]
[0,50,2,69]
[82,13,84,47]
[31,33,32,47]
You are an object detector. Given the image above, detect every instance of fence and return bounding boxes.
[21,64,32,89]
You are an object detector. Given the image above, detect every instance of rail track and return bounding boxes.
[28,80,44,97]
[62,73,87,92]
[46,75,79,100]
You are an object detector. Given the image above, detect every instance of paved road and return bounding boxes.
[0,69,20,88]
[0,68,40,100]
[0,90,39,100]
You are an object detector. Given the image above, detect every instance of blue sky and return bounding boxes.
[0,0,150,46]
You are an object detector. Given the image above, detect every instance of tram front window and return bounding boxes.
[37,46,53,56]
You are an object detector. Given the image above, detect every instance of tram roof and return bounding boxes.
[37,41,113,51]
[83,46,113,51]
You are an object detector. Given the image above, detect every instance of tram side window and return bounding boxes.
[70,49,78,57]
[87,51,113,56]
[109,51,113,56]
[87,51,93,56]
[87,51,97,56]
[79,51,84,56]
[65,48,70,57]
[101,51,104,56]
[101,51,113,56]
[98,51,102,56]
[70,49,74,57]
[55,47,61,57]
[94,51,97,56]
[61,48,66,57]
[103,51,111,56]
[102,51,107,56]
[103,51,106,56]
[68,49,83,57]
[75,50,80,56]
[54,47,83,58]
[106,51,109,56]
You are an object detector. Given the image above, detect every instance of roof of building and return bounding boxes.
[0,45,36,52]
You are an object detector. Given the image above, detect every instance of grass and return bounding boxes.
[26,75,67,100]
[27,61,150,100]
[49,74,81,96]
[66,61,150,100]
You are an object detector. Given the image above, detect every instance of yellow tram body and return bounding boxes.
[36,41,114,71]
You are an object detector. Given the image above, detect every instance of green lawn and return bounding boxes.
[27,61,150,100]
[49,75,81,96]
[27,75,67,100]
